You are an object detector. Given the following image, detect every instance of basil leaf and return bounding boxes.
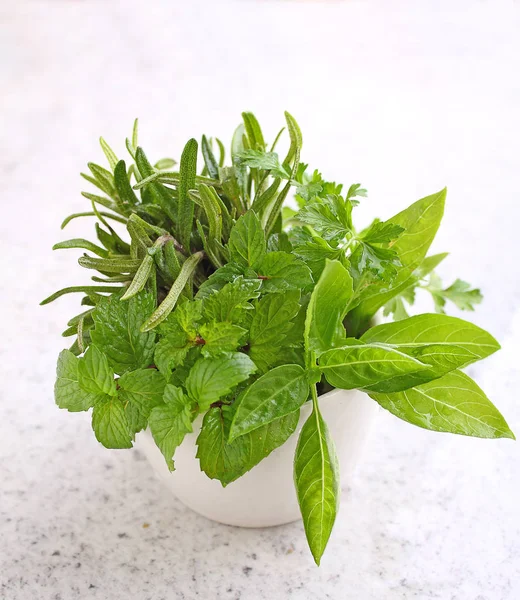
[369,370,514,439]
[319,340,431,393]
[177,138,198,251]
[249,290,301,372]
[148,384,194,470]
[196,404,299,486]
[118,369,166,434]
[294,405,340,566]
[228,210,266,269]
[92,396,133,449]
[414,252,449,279]
[229,364,308,441]
[186,352,257,410]
[304,259,353,357]
[55,350,103,412]
[359,314,500,390]
[78,345,116,396]
[256,252,313,293]
[350,189,446,324]
[91,290,156,374]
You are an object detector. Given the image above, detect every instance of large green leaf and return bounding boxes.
[118,368,166,434]
[148,384,194,470]
[91,290,156,374]
[369,370,514,439]
[350,189,446,326]
[248,290,301,372]
[319,340,430,393]
[185,352,257,410]
[78,345,116,396]
[228,210,266,269]
[54,350,103,412]
[91,396,133,449]
[256,252,313,293]
[228,364,308,441]
[304,259,353,357]
[294,404,340,565]
[196,404,299,486]
[359,313,500,391]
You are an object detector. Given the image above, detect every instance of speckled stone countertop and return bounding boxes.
[2,1,520,598]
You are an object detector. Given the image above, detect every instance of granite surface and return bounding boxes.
[2,1,520,598]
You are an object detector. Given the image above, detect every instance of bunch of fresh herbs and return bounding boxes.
[43,112,514,564]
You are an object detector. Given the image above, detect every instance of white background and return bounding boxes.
[1,1,519,599]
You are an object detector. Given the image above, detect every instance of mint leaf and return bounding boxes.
[319,340,430,393]
[195,263,247,299]
[91,290,156,374]
[202,277,261,324]
[154,332,191,377]
[55,350,103,412]
[118,368,166,434]
[148,384,194,470]
[256,252,313,293]
[186,352,257,410]
[229,364,308,441]
[198,322,247,357]
[228,211,266,268]
[369,370,514,439]
[294,405,339,566]
[266,232,292,253]
[92,396,133,449]
[196,404,299,486]
[248,290,301,372]
[78,345,116,396]
[304,259,353,357]
[162,299,203,337]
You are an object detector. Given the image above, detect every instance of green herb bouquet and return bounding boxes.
[43,112,514,564]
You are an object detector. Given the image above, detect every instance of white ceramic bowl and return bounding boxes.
[136,387,380,528]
